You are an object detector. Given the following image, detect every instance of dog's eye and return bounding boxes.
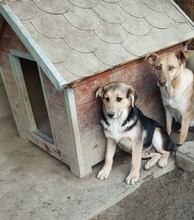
[116,97,123,102]
[156,66,161,70]
[168,66,174,71]
[105,97,109,102]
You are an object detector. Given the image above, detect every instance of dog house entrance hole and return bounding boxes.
[20,58,53,141]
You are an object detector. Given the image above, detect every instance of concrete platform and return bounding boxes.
[176,141,194,173]
[0,116,182,220]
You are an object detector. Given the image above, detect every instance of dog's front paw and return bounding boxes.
[144,160,153,170]
[126,172,139,185]
[97,168,111,180]
[158,158,168,168]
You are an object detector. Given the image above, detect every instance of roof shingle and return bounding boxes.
[2,0,194,89]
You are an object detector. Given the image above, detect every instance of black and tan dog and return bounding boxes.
[96,82,174,185]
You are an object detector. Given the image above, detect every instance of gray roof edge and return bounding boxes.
[170,0,194,27]
[0,5,67,91]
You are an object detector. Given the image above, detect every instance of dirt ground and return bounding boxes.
[92,168,194,220]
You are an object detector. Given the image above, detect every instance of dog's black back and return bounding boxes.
[136,107,174,152]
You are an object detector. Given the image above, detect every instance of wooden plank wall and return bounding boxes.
[0,20,14,119]
[0,21,29,138]
[42,74,72,166]
[0,73,12,119]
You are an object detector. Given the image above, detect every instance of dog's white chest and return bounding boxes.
[103,119,136,146]
[163,94,186,114]
[165,97,176,108]
[105,120,124,141]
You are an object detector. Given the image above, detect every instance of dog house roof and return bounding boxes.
[0,0,194,91]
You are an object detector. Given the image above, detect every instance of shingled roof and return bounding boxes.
[0,0,194,90]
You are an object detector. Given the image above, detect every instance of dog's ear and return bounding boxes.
[96,87,104,98]
[145,53,158,65]
[176,50,189,64]
[127,86,137,107]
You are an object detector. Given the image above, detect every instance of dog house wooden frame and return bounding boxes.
[0,1,194,177]
[10,51,54,142]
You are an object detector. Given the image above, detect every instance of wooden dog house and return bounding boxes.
[0,0,194,177]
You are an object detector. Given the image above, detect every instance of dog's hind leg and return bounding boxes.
[144,153,162,170]
[152,127,172,168]
[158,150,170,168]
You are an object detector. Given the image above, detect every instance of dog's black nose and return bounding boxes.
[158,79,167,87]
[107,111,115,118]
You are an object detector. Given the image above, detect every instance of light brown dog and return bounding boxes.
[145,50,194,144]
[96,82,173,185]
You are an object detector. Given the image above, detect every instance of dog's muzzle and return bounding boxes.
[107,111,115,118]
[158,79,167,87]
